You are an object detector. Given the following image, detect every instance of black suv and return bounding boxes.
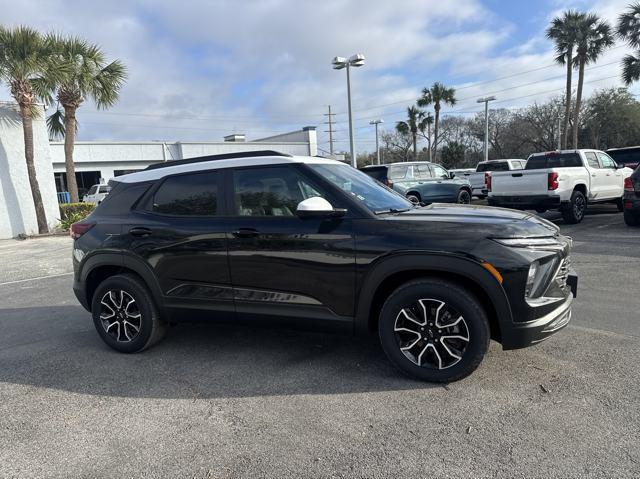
[72,150,577,382]
[623,166,640,226]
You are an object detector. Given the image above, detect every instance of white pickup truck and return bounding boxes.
[487,149,633,223]
[469,159,526,198]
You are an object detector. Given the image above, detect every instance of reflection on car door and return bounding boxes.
[225,165,356,326]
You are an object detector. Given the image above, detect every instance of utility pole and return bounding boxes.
[323,105,335,156]
[477,96,496,162]
[369,119,383,165]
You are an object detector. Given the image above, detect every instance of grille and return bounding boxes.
[555,256,571,288]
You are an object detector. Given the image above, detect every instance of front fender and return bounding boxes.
[354,252,513,336]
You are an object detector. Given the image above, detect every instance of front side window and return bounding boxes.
[233,167,324,217]
[597,152,616,169]
[431,164,449,178]
[152,171,218,216]
[309,163,412,214]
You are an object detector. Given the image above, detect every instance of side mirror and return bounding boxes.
[449,172,456,179]
[296,197,346,218]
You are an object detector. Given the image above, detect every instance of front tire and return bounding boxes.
[406,192,421,204]
[457,189,471,204]
[378,279,490,382]
[91,274,167,353]
[562,190,587,224]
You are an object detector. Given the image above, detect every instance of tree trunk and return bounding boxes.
[427,122,432,162]
[412,132,417,159]
[19,104,49,234]
[572,59,585,149]
[63,105,80,203]
[563,47,573,150]
[433,104,440,161]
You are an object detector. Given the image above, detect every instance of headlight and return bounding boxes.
[493,237,559,248]
[525,256,559,299]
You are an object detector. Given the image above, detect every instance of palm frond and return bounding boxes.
[622,52,640,85]
[46,106,66,139]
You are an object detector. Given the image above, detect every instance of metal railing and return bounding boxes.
[57,191,71,204]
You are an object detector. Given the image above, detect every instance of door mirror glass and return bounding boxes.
[449,172,456,179]
[296,197,345,218]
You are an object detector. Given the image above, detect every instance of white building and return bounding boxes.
[49,127,318,196]
[0,100,318,239]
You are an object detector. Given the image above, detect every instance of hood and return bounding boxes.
[384,203,559,238]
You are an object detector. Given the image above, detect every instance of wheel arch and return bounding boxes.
[573,183,588,196]
[355,253,512,342]
[80,253,164,310]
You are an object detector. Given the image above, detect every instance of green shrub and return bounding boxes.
[58,202,96,231]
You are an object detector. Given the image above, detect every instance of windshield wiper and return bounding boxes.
[374,207,412,215]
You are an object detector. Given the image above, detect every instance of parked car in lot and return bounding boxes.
[606,146,640,170]
[361,162,473,204]
[469,159,526,199]
[487,150,632,224]
[82,184,111,204]
[623,166,640,226]
[71,150,577,383]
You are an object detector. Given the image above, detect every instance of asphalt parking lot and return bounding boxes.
[1,203,639,479]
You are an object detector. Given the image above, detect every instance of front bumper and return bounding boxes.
[501,270,577,350]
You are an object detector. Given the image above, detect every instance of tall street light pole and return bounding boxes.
[332,54,365,168]
[476,96,496,162]
[369,119,384,165]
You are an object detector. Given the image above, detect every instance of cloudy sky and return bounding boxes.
[0,0,637,153]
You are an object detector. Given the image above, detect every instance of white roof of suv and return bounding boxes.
[117,152,343,183]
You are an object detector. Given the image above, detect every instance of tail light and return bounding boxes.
[548,172,559,191]
[70,221,95,240]
[624,177,634,192]
[485,172,492,192]
[384,178,394,188]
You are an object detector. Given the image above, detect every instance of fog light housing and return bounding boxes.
[525,256,559,299]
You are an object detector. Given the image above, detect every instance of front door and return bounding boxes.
[597,152,624,199]
[125,169,234,319]
[225,165,356,326]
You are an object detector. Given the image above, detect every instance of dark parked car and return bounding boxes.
[361,162,472,204]
[71,151,577,382]
[623,166,640,226]
[606,146,640,170]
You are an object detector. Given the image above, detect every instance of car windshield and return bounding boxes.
[477,162,509,172]
[309,163,413,213]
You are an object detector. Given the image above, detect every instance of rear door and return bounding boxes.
[584,152,605,200]
[125,170,234,319]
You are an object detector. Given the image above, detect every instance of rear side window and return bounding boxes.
[525,153,583,169]
[96,182,151,216]
[152,171,218,216]
[477,162,509,172]
[585,152,600,168]
[389,165,410,179]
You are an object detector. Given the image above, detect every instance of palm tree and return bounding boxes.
[617,3,640,85]
[47,36,126,203]
[547,10,584,149]
[420,112,434,161]
[570,14,613,148]
[0,26,64,234]
[417,82,456,160]
[396,106,429,159]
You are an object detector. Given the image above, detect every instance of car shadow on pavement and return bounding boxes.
[0,305,438,399]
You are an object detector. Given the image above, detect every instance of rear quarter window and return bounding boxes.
[94,182,151,216]
[389,165,410,179]
[525,153,583,169]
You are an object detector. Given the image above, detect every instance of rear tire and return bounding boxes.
[378,279,490,382]
[562,190,587,224]
[91,274,167,353]
[624,210,640,226]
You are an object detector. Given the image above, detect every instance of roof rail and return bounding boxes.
[144,150,293,171]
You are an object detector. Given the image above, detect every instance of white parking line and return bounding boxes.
[0,272,73,286]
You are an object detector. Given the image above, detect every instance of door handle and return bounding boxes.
[591,174,597,177]
[232,228,260,238]
[129,227,152,237]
